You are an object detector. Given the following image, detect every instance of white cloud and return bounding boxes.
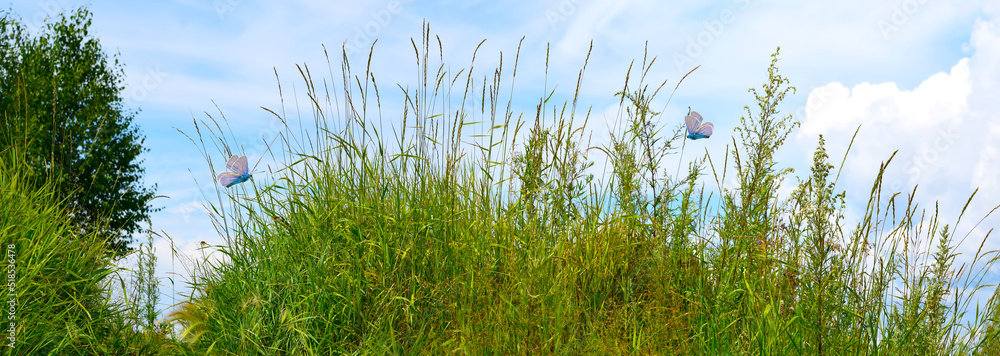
[797,13,1000,276]
[972,146,1000,193]
[799,57,971,150]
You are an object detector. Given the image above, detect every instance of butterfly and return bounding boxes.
[216,154,252,188]
[685,111,714,140]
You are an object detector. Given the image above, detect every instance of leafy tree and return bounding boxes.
[0,7,156,255]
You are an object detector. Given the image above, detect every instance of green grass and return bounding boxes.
[6,24,1000,354]
[0,143,182,354]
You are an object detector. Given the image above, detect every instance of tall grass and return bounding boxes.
[0,138,183,354]
[157,25,1000,355]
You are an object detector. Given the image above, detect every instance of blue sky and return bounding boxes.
[5,0,1000,322]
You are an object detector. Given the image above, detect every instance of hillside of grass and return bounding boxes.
[0,143,186,354]
[4,23,1000,354]
[161,26,1000,354]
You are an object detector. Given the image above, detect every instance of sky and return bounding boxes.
[4,0,999,323]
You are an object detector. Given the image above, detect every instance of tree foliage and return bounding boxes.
[0,7,156,255]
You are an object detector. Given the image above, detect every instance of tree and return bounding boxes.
[0,7,157,255]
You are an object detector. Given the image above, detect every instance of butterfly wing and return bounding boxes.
[224,155,240,172]
[689,111,703,124]
[217,155,253,187]
[231,155,249,176]
[695,122,714,138]
[685,111,713,140]
[684,112,702,136]
[217,171,243,187]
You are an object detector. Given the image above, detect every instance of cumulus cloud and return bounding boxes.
[797,13,1000,264]
[968,18,1000,194]
[798,58,971,190]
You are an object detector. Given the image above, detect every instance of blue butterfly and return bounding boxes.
[216,155,251,188]
[685,111,714,140]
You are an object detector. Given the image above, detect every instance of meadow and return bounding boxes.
[4,25,1000,354]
